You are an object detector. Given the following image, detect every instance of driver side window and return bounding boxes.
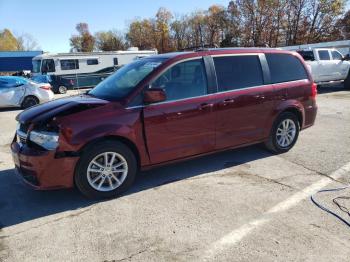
[151,59,207,102]
[331,51,343,60]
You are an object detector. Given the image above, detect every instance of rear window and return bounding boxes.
[60,59,79,70]
[213,55,263,91]
[266,53,308,84]
[297,51,315,61]
[318,50,330,60]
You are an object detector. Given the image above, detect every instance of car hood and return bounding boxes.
[16,94,109,124]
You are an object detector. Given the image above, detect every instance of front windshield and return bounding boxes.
[89,57,166,100]
[32,60,41,73]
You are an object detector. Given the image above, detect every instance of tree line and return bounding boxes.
[70,0,350,53]
[1,0,349,53]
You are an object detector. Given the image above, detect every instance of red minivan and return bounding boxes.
[11,48,317,198]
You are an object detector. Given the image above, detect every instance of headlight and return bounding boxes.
[29,131,59,150]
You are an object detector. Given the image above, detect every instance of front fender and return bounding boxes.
[56,104,150,166]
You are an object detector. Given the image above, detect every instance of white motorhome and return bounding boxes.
[32,47,157,93]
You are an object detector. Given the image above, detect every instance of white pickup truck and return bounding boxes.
[296,48,350,89]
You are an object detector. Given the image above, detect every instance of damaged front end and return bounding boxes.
[12,95,109,189]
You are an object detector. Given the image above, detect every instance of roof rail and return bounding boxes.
[179,44,219,52]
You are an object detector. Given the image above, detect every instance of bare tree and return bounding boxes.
[16,33,40,51]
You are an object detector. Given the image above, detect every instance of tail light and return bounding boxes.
[311,83,317,98]
[40,85,51,91]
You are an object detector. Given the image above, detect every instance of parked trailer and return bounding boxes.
[32,48,157,93]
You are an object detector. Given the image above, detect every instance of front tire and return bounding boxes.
[264,112,300,154]
[75,140,137,199]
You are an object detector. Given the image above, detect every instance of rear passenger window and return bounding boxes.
[318,50,330,60]
[87,59,98,65]
[266,53,308,83]
[60,59,79,70]
[213,55,263,91]
[151,59,207,101]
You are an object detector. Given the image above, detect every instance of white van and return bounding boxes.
[32,47,157,93]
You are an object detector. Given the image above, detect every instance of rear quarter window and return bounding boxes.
[213,55,264,91]
[87,59,98,65]
[266,53,308,84]
[297,51,315,61]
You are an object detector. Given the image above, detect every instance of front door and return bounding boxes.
[330,50,350,80]
[143,58,216,164]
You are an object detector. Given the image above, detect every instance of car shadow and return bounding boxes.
[0,107,21,112]
[0,145,272,228]
[317,83,348,94]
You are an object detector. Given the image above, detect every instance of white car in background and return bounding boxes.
[296,48,350,89]
[0,76,54,109]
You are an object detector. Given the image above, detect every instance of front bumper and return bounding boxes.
[11,136,78,190]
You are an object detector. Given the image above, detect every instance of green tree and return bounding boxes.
[0,29,19,51]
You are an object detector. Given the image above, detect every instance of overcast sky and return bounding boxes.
[0,0,231,53]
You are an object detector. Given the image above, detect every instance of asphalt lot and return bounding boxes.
[0,86,350,261]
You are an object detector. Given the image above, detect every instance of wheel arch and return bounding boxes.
[280,107,303,129]
[77,135,141,169]
[21,95,40,106]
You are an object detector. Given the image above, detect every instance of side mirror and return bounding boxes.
[143,88,166,104]
[342,54,350,61]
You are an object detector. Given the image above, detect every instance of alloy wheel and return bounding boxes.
[276,119,297,148]
[87,152,128,192]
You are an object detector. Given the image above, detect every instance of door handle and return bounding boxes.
[199,103,214,110]
[254,94,265,100]
[166,112,183,120]
[219,98,235,107]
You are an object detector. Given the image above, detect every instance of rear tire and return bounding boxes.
[58,86,67,94]
[21,96,39,109]
[74,140,137,199]
[264,112,300,154]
